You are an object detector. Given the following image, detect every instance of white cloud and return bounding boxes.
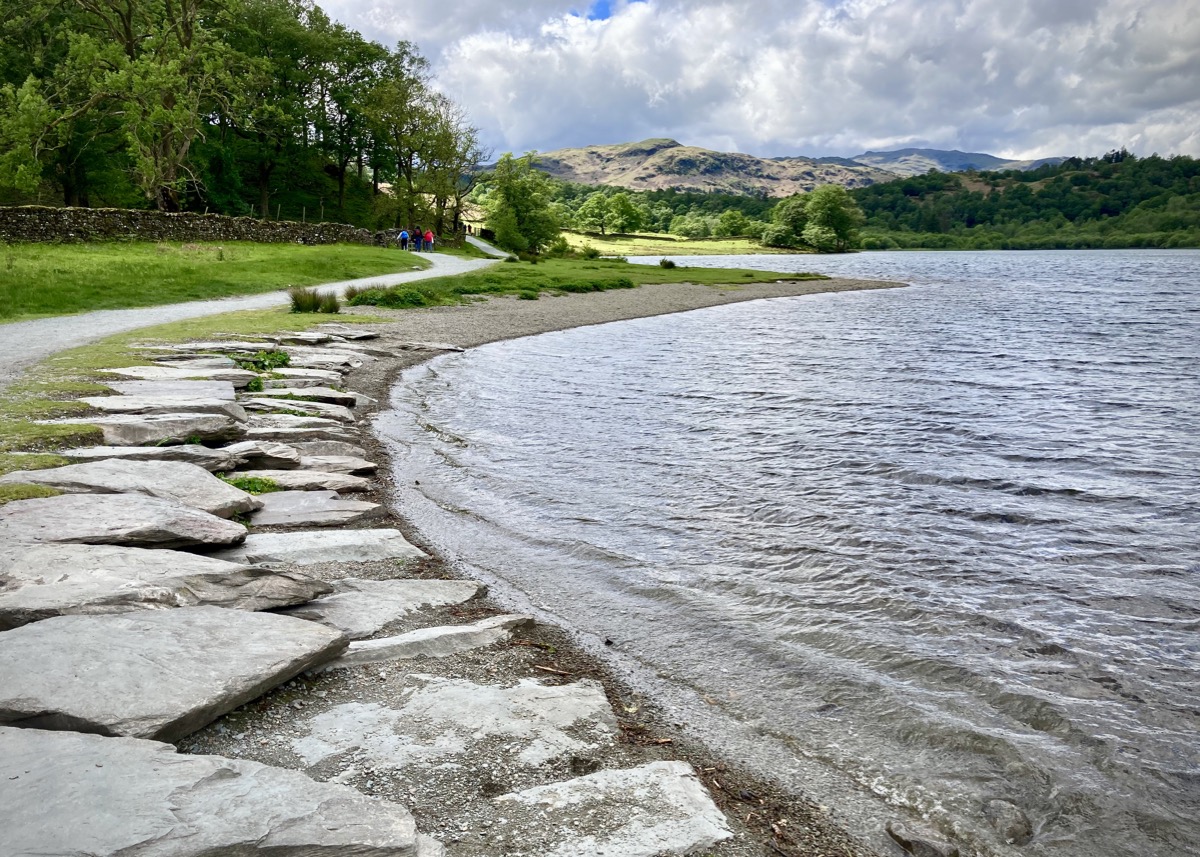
[324,0,1200,159]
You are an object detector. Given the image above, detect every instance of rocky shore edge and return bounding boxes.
[0,274,981,857]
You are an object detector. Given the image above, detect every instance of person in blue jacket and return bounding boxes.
[398,229,409,250]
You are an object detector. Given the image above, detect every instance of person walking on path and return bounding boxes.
[424,229,435,252]
[414,229,424,252]
[398,229,409,251]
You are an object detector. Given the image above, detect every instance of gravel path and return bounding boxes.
[0,250,498,392]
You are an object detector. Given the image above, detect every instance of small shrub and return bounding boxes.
[504,255,520,263]
[245,377,264,393]
[289,287,321,313]
[517,289,540,300]
[235,350,290,372]
[319,293,340,313]
[658,258,677,268]
[579,245,601,260]
[343,284,366,302]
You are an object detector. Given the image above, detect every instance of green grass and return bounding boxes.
[0,306,383,452]
[0,242,430,321]
[0,483,63,506]
[0,452,70,477]
[220,475,282,494]
[562,231,796,256]
[347,257,823,309]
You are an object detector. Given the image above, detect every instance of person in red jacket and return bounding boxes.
[424,229,435,251]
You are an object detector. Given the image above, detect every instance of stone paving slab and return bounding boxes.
[250,489,383,527]
[105,365,257,386]
[80,394,248,421]
[55,444,246,472]
[299,453,377,474]
[242,398,356,424]
[294,676,615,771]
[276,578,476,639]
[319,326,380,340]
[145,354,239,367]
[326,614,533,668]
[270,367,345,384]
[208,529,428,568]
[0,607,347,741]
[291,439,369,458]
[0,726,443,857]
[253,386,359,407]
[494,761,732,857]
[0,493,247,548]
[223,439,303,469]
[0,459,260,517]
[0,543,330,631]
[106,379,237,400]
[234,468,371,493]
[144,339,277,354]
[47,412,244,445]
[245,425,358,443]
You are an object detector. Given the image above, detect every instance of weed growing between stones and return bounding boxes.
[235,351,290,372]
[220,475,281,494]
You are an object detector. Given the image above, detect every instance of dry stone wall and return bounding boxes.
[0,206,383,245]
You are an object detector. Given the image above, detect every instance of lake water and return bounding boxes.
[376,250,1200,857]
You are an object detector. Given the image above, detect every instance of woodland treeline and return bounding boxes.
[0,0,485,231]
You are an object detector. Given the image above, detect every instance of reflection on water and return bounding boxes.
[376,250,1200,857]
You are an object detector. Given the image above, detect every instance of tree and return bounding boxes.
[607,191,642,233]
[484,152,559,253]
[575,191,610,234]
[803,184,864,252]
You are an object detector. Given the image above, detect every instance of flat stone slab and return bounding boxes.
[277,578,476,639]
[0,459,260,517]
[253,386,359,407]
[105,365,257,386]
[234,468,370,493]
[271,367,345,384]
[145,354,239,367]
[144,339,277,354]
[242,398,356,424]
[495,761,732,857]
[80,394,248,421]
[223,439,303,469]
[299,453,377,474]
[0,607,347,741]
[283,348,374,369]
[245,425,357,443]
[294,676,616,770]
[326,614,533,668]
[208,529,428,569]
[57,444,246,472]
[0,727,442,857]
[251,490,383,528]
[46,412,243,445]
[0,543,330,631]
[0,493,247,549]
[107,379,236,400]
[320,326,380,340]
[291,439,369,458]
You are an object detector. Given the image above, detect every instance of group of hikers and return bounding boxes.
[397,228,435,251]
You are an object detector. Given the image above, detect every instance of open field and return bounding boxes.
[0,242,428,321]
[560,230,794,256]
[346,256,823,308]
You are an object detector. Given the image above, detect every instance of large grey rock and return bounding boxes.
[58,443,246,472]
[271,367,345,384]
[105,364,258,386]
[983,800,1034,846]
[107,379,236,400]
[242,397,356,424]
[233,468,370,493]
[246,413,357,443]
[208,529,428,569]
[0,459,260,517]
[144,339,277,354]
[253,386,359,407]
[0,607,347,741]
[251,490,383,527]
[278,331,337,345]
[145,354,239,367]
[0,493,246,549]
[886,821,961,857]
[46,412,243,445]
[278,578,477,639]
[291,439,369,458]
[0,543,330,631]
[0,727,443,857]
[80,394,248,421]
[300,453,377,474]
[494,761,732,857]
[223,439,303,469]
[326,614,533,668]
[320,326,380,340]
[294,676,615,769]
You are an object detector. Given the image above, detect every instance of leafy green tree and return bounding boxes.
[576,191,611,234]
[607,191,642,233]
[484,152,559,253]
[803,184,864,252]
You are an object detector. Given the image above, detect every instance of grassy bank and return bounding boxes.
[346,257,823,308]
[0,242,429,321]
[560,230,788,256]
[0,307,384,456]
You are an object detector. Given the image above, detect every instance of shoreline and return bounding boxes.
[339,275,905,855]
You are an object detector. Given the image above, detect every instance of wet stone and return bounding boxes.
[250,490,383,528]
[325,614,533,668]
[276,577,475,639]
[208,530,428,570]
[45,412,244,446]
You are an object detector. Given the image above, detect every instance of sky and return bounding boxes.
[316,0,1200,161]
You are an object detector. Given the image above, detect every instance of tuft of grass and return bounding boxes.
[0,452,70,477]
[0,242,430,322]
[659,258,677,268]
[234,350,290,372]
[0,483,63,506]
[220,474,282,494]
[244,376,264,393]
[289,287,321,313]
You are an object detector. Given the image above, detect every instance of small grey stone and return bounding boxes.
[886,820,961,857]
[277,578,477,639]
[984,800,1033,846]
[0,607,347,741]
[250,490,383,528]
[0,493,246,549]
[326,614,533,668]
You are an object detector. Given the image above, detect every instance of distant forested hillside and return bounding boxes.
[851,150,1200,249]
